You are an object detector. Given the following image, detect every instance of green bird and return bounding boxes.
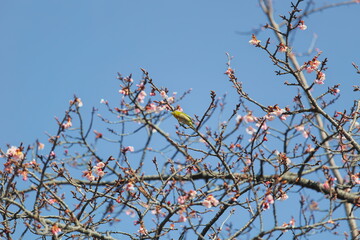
[171,110,195,129]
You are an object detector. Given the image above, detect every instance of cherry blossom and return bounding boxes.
[278,43,288,52]
[298,20,307,30]
[62,116,72,129]
[122,146,135,153]
[100,99,108,104]
[244,112,257,123]
[160,91,168,99]
[188,190,197,199]
[37,142,45,150]
[246,126,257,135]
[224,68,234,76]
[315,71,326,84]
[249,34,261,45]
[51,224,61,236]
[124,182,135,192]
[93,162,105,177]
[82,170,95,181]
[178,214,187,223]
[137,91,147,103]
[6,146,24,161]
[138,226,148,235]
[202,195,219,208]
[305,57,321,73]
[177,195,187,204]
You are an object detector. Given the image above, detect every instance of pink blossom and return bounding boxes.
[202,199,212,208]
[331,88,340,95]
[272,108,285,117]
[270,107,288,120]
[177,196,187,204]
[17,170,28,181]
[37,142,45,150]
[281,222,289,232]
[62,121,72,129]
[146,103,157,113]
[295,125,305,132]
[202,195,219,208]
[262,194,275,210]
[188,190,197,199]
[100,99,108,104]
[82,170,95,181]
[124,182,135,191]
[97,170,105,177]
[323,181,330,190]
[138,226,148,235]
[50,151,56,158]
[302,131,309,138]
[51,224,61,236]
[167,96,175,104]
[48,199,58,205]
[224,68,234,76]
[249,34,261,45]
[323,177,336,190]
[351,174,360,184]
[125,209,136,218]
[246,126,257,135]
[137,91,147,103]
[256,121,268,130]
[266,194,274,204]
[124,77,133,82]
[278,43,288,52]
[122,146,135,153]
[160,91,168,99]
[93,162,106,177]
[75,98,83,107]
[265,114,276,121]
[289,217,295,227]
[136,82,145,89]
[277,152,291,166]
[119,85,130,95]
[305,58,321,73]
[298,20,307,30]
[315,71,326,84]
[28,159,37,165]
[280,114,288,121]
[119,89,127,95]
[244,112,256,123]
[156,105,166,113]
[6,146,24,161]
[279,193,288,201]
[295,125,309,138]
[178,214,187,222]
[262,202,270,210]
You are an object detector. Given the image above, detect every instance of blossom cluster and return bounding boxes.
[82,161,106,181]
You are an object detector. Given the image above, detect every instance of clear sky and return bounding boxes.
[1,1,359,146]
[0,1,359,238]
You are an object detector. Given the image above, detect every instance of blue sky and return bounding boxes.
[0,1,359,238]
[1,1,359,147]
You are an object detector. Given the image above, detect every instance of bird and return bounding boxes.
[171,110,195,129]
